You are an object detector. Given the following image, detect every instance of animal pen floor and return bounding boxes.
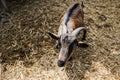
[0,0,120,80]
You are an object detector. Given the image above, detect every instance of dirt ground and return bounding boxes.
[0,0,120,80]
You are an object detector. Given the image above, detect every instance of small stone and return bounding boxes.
[99,15,107,21]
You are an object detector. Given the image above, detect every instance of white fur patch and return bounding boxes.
[58,24,67,36]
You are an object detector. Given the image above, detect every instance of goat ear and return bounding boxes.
[72,27,86,37]
[47,32,59,40]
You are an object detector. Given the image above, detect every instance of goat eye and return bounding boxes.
[56,44,61,50]
[56,39,61,50]
[74,39,78,46]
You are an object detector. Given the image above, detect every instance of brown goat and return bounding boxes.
[1,0,11,13]
[1,0,26,13]
[48,2,87,67]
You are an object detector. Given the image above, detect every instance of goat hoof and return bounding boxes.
[0,17,7,23]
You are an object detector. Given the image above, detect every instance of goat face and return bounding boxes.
[48,27,86,67]
[57,34,78,67]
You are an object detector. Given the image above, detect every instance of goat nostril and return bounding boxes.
[57,60,65,67]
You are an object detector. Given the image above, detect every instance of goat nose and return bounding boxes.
[57,60,65,67]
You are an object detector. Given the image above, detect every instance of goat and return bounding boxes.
[1,0,11,13]
[48,2,87,67]
[0,0,26,13]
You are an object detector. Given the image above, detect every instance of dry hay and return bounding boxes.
[0,0,120,80]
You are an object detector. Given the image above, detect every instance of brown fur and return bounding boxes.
[61,4,84,30]
[48,3,86,67]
